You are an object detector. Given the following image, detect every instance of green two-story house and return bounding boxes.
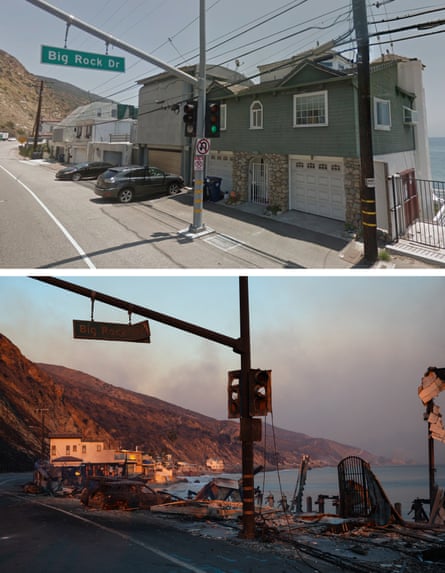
[206,53,429,233]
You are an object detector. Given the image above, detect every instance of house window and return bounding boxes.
[220,104,227,131]
[374,98,391,130]
[72,445,77,453]
[51,445,56,457]
[250,101,263,129]
[82,445,86,454]
[66,445,70,455]
[294,91,328,127]
[97,444,102,452]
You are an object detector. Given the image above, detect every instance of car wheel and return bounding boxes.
[72,173,82,181]
[118,188,133,203]
[168,181,181,194]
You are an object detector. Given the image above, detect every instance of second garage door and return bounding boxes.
[289,157,345,221]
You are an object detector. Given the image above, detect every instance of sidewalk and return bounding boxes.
[159,192,442,270]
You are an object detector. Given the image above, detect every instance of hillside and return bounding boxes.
[0,333,386,472]
[0,50,107,137]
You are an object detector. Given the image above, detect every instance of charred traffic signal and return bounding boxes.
[249,369,272,417]
[183,102,197,137]
[205,101,221,138]
[228,370,241,419]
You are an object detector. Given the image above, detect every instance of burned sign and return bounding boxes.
[73,320,150,343]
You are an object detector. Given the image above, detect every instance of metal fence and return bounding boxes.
[391,174,445,249]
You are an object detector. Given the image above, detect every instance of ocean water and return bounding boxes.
[253,464,439,520]
[169,464,445,521]
[429,137,445,181]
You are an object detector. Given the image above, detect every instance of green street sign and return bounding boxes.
[41,45,125,72]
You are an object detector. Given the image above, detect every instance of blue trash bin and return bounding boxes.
[205,176,223,201]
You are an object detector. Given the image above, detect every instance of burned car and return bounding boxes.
[80,477,172,510]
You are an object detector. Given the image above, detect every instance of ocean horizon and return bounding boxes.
[429,136,445,180]
[167,463,445,521]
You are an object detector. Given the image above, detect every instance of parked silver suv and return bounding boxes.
[95,165,184,203]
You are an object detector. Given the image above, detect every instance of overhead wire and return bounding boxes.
[67,2,445,105]
[102,3,354,102]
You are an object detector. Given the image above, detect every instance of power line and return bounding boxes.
[73,3,445,105]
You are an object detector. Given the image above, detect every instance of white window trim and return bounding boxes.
[374,97,392,131]
[250,100,263,130]
[293,91,328,127]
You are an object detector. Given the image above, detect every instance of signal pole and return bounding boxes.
[26,0,209,234]
[189,0,207,234]
[352,0,378,263]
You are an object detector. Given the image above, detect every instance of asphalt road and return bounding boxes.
[0,143,358,270]
[0,473,336,573]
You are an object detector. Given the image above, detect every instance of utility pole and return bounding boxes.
[426,399,437,508]
[352,0,378,263]
[35,407,48,459]
[32,80,44,153]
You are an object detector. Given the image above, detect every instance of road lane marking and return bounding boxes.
[7,494,208,573]
[0,165,95,269]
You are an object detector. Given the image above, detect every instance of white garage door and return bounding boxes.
[289,157,345,221]
[207,151,233,193]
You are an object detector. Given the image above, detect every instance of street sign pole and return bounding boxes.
[33,275,258,540]
[189,0,207,234]
[26,0,198,86]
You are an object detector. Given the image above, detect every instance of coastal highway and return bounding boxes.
[0,473,339,573]
[0,142,353,270]
[0,142,196,269]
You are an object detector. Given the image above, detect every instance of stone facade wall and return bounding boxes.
[232,152,289,211]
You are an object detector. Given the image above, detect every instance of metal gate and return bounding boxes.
[338,456,371,518]
[250,160,269,205]
[392,171,445,248]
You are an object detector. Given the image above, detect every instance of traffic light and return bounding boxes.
[183,102,197,137]
[205,101,221,138]
[228,370,241,419]
[249,369,272,417]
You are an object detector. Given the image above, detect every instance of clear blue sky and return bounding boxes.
[1,274,444,464]
[2,1,445,134]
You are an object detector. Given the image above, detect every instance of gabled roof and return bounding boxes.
[137,64,253,87]
[226,59,352,100]
[277,59,349,89]
[207,79,250,98]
